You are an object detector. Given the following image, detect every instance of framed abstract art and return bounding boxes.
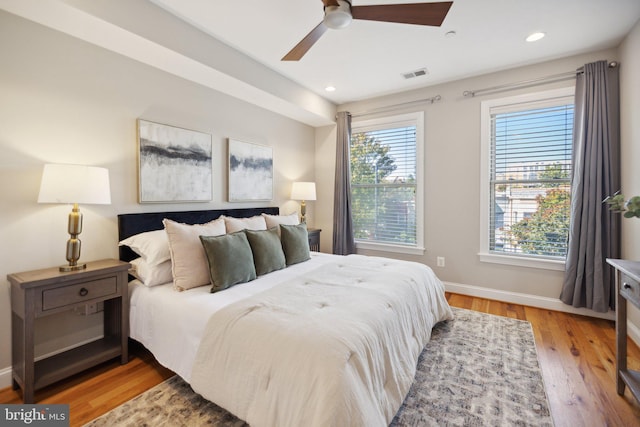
[228,138,273,201]
[137,119,212,203]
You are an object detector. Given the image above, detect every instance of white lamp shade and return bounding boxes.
[38,164,111,205]
[291,182,316,201]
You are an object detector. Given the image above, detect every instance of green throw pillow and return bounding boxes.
[245,228,286,276]
[200,232,256,293]
[280,223,310,266]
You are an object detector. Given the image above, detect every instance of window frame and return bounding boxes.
[478,87,574,271]
[350,111,425,255]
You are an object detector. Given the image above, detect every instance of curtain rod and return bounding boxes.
[462,61,619,98]
[346,95,442,119]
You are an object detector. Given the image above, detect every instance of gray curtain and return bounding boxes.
[332,111,356,255]
[560,60,620,312]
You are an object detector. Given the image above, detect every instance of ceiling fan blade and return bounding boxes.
[351,2,453,26]
[282,22,328,61]
[322,0,340,6]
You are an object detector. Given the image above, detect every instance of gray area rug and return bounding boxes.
[85,308,553,426]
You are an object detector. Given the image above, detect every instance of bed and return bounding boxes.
[118,207,452,427]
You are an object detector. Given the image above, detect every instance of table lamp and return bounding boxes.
[38,164,111,272]
[291,181,316,223]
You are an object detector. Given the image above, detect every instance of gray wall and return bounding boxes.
[0,11,316,385]
[619,19,640,328]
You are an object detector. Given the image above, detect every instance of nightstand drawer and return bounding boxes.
[42,276,118,311]
[621,274,640,307]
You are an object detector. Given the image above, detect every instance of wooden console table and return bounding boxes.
[607,258,640,404]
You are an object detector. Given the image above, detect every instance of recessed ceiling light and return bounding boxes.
[325,86,336,92]
[445,30,457,38]
[526,32,545,42]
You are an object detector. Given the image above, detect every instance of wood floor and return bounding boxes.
[2,293,640,426]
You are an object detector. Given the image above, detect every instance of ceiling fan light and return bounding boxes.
[323,1,353,29]
[324,11,352,29]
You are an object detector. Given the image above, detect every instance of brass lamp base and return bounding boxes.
[60,263,87,272]
[60,204,86,272]
[300,200,307,223]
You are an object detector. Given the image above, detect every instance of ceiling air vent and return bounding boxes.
[402,68,429,80]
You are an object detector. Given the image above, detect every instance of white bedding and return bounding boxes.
[129,252,452,426]
[129,252,338,382]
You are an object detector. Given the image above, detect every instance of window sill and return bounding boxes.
[356,241,425,256]
[478,252,565,271]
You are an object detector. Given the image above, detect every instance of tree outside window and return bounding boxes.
[350,124,417,246]
[488,96,574,259]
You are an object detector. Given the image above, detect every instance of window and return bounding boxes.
[350,112,424,255]
[479,88,574,270]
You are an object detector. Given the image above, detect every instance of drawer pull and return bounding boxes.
[79,287,89,297]
[623,283,632,290]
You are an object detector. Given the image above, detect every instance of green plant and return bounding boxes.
[605,193,640,218]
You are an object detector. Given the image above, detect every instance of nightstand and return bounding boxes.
[308,228,321,252]
[607,258,640,405]
[8,259,130,403]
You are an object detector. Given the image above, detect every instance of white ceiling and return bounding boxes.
[2,0,639,126]
[151,0,640,104]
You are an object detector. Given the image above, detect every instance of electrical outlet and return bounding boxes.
[75,303,98,315]
[436,256,445,267]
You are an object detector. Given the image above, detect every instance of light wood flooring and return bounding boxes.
[1,293,640,426]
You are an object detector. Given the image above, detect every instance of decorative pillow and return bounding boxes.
[163,218,226,291]
[280,223,311,266]
[245,228,286,276]
[130,257,173,287]
[200,232,256,292]
[118,229,170,266]
[223,215,267,234]
[262,212,299,235]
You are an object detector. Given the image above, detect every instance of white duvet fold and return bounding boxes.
[190,255,452,427]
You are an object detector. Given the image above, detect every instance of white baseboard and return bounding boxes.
[445,281,640,346]
[0,336,103,390]
[0,365,11,390]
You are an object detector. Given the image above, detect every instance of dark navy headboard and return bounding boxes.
[117,207,279,262]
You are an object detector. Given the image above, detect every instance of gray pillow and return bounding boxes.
[200,232,256,293]
[245,228,286,276]
[280,223,310,266]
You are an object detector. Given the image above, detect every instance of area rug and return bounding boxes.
[84,308,553,426]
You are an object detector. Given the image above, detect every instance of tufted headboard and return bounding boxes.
[117,207,279,262]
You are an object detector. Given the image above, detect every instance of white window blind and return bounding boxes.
[489,98,574,258]
[350,114,421,248]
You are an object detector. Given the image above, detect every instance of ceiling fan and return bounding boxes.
[282,0,453,61]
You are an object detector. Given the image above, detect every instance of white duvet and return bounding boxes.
[188,254,452,427]
[130,253,344,382]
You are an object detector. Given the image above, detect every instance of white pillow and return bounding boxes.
[130,257,173,287]
[262,212,299,230]
[119,229,170,266]
[222,215,267,234]
[163,218,226,291]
